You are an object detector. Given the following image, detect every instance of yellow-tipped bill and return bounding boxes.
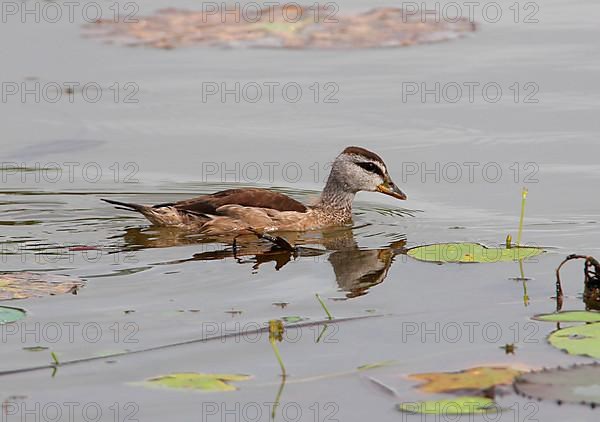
[376,183,407,200]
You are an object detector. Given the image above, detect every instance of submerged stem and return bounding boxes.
[270,339,286,378]
[315,294,333,320]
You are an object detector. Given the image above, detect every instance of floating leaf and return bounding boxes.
[533,311,600,323]
[0,306,26,324]
[514,364,600,406]
[23,346,48,352]
[407,243,543,263]
[85,6,475,50]
[397,397,499,415]
[144,373,251,392]
[409,367,522,394]
[0,272,83,300]
[548,323,600,358]
[281,316,305,324]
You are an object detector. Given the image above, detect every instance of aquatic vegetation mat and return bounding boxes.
[0,306,26,324]
[407,243,543,263]
[548,323,600,359]
[397,397,498,415]
[0,272,83,300]
[85,6,475,49]
[408,366,522,394]
[514,364,600,406]
[533,310,600,323]
[142,373,251,392]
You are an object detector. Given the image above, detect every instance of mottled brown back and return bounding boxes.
[157,188,307,214]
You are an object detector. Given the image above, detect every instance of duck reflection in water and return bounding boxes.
[114,226,407,299]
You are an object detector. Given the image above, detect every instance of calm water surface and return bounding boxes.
[0,0,599,420]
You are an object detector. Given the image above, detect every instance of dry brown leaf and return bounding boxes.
[0,272,84,300]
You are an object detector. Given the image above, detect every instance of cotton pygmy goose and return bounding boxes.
[102,146,407,234]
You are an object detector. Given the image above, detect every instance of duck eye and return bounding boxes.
[356,162,383,177]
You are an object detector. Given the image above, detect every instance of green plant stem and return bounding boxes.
[51,352,60,366]
[315,294,333,320]
[517,188,528,246]
[270,339,286,377]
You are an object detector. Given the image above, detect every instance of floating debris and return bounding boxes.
[85,6,475,49]
[0,272,84,300]
[408,366,523,394]
[501,344,517,355]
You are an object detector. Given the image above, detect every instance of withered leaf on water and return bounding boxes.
[84,6,476,50]
[0,272,84,300]
[408,367,523,394]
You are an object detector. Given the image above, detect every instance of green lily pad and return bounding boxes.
[143,373,251,392]
[407,243,544,263]
[0,306,26,324]
[533,311,600,323]
[514,364,600,406]
[548,323,600,359]
[281,316,305,324]
[397,397,499,415]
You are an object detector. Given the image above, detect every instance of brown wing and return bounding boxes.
[153,188,307,214]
